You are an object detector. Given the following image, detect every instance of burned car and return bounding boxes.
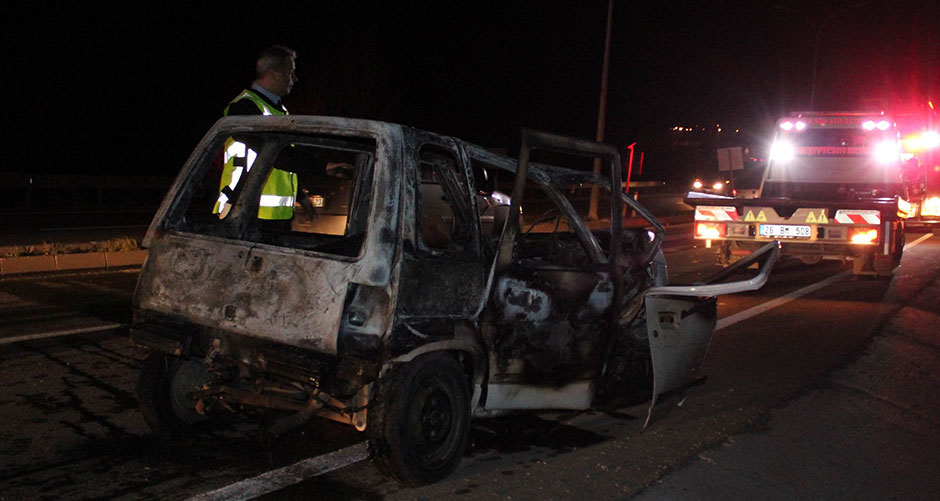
[131,117,778,485]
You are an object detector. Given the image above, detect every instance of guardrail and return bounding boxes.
[0,174,173,212]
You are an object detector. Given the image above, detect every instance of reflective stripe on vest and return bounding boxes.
[213,90,296,220]
[223,89,287,117]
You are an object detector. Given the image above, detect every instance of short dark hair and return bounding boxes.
[255,45,296,79]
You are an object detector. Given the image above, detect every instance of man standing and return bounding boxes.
[214,45,299,220]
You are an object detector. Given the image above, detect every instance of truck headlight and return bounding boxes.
[770,140,795,163]
[873,141,900,164]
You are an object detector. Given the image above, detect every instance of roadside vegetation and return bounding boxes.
[0,236,141,258]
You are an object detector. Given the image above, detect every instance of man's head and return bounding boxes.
[254,45,297,97]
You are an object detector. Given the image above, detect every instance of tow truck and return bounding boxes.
[687,111,911,277]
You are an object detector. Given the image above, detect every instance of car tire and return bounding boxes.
[367,352,470,486]
[137,352,212,437]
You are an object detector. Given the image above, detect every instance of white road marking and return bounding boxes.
[904,232,934,250]
[715,270,852,331]
[186,443,368,501]
[0,323,125,345]
[716,232,933,331]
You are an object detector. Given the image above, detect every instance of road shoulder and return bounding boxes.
[635,243,940,499]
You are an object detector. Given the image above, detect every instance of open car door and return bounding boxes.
[641,240,779,425]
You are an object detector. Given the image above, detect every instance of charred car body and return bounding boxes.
[131,116,778,485]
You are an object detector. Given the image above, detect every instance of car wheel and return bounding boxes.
[137,352,211,437]
[367,352,470,486]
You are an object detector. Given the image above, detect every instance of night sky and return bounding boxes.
[8,1,939,181]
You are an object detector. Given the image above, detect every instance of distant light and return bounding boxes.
[863,120,876,131]
[929,101,935,110]
[781,121,794,131]
[717,128,722,132]
[693,180,704,189]
[794,121,806,131]
[877,120,890,131]
[712,181,724,191]
[736,129,740,133]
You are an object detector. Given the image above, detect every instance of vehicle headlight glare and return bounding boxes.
[924,131,940,149]
[770,140,795,163]
[922,197,940,216]
[873,141,899,163]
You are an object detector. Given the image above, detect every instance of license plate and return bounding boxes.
[759,224,811,238]
[311,196,325,208]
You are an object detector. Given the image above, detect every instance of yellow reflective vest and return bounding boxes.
[213,90,297,220]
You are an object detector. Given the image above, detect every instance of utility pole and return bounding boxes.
[588,0,614,221]
[809,2,868,109]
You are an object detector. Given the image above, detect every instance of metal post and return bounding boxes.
[810,2,868,110]
[588,0,614,221]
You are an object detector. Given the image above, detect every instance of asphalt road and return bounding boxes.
[0,231,937,499]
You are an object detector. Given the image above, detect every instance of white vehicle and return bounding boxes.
[688,112,910,276]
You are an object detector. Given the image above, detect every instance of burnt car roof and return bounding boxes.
[210,115,614,191]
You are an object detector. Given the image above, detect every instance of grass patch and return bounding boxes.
[0,237,141,258]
